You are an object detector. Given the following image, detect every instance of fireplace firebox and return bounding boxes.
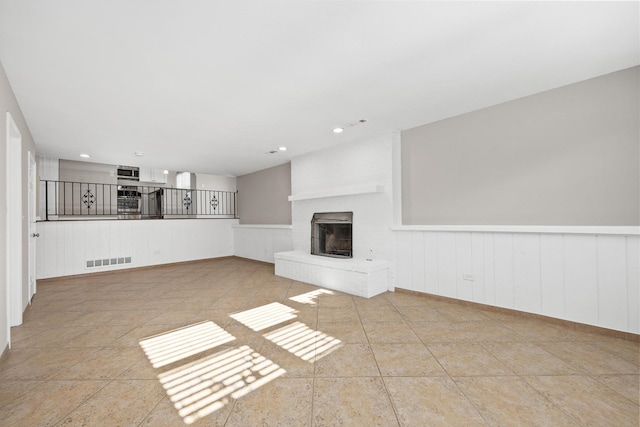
[311,212,353,259]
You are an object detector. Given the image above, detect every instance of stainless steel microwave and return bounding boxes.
[117,166,139,180]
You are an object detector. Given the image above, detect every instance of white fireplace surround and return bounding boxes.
[275,132,397,298]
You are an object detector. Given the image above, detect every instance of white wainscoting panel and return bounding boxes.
[423,232,439,295]
[233,225,293,264]
[437,232,457,299]
[513,234,542,314]
[471,233,486,304]
[394,230,640,334]
[493,233,515,309]
[597,235,628,331]
[563,235,598,325]
[455,232,473,302]
[410,232,425,293]
[539,234,565,320]
[626,236,640,333]
[36,219,237,279]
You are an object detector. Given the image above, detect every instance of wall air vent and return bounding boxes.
[86,256,132,269]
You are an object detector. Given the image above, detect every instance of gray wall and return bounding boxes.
[0,60,37,352]
[59,159,117,184]
[402,66,640,226]
[237,162,292,224]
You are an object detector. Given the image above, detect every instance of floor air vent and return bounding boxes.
[86,257,132,269]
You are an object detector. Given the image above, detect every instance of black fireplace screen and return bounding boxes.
[311,212,353,259]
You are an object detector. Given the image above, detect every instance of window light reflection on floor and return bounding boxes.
[288,288,334,305]
[140,299,345,424]
[157,345,286,425]
[139,321,236,368]
[229,302,298,331]
[263,321,342,362]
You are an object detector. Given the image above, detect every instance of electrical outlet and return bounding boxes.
[462,273,474,281]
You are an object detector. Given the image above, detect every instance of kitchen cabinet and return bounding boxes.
[139,168,167,184]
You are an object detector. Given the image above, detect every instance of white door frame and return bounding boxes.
[28,150,37,301]
[6,112,23,338]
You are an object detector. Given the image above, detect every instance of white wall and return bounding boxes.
[36,218,237,279]
[395,229,640,334]
[1,60,37,352]
[233,225,293,263]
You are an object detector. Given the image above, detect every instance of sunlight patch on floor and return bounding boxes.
[229,302,298,331]
[263,321,342,362]
[288,288,334,305]
[139,321,236,368]
[158,345,286,425]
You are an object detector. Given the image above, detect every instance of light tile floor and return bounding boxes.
[1,257,638,426]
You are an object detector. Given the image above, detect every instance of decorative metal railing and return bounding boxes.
[39,180,237,220]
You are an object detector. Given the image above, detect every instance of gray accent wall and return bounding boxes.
[237,162,292,224]
[59,159,117,185]
[402,66,640,226]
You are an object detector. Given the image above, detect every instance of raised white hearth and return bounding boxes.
[275,251,388,298]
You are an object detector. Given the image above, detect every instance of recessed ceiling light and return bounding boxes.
[80,154,91,158]
[278,146,287,151]
[134,152,144,157]
[333,127,344,134]
[352,119,367,125]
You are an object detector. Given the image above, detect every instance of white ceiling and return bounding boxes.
[0,1,638,177]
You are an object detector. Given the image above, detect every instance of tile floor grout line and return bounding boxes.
[355,294,402,427]
[516,373,589,427]
[586,373,640,406]
[308,291,321,427]
[135,390,167,427]
[51,377,118,427]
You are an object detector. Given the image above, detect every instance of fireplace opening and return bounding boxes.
[311,212,353,259]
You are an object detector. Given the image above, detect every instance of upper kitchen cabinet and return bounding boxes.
[139,167,167,184]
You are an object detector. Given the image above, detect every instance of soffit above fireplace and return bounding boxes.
[288,184,384,202]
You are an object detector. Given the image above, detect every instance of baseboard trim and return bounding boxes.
[232,256,275,267]
[395,288,640,342]
[0,343,9,367]
[36,255,240,283]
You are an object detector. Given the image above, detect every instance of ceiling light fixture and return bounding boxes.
[134,152,144,157]
[348,119,367,127]
[79,154,91,158]
[278,146,287,151]
[163,170,169,175]
[333,119,367,134]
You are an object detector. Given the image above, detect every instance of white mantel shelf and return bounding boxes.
[288,184,384,202]
[232,224,292,229]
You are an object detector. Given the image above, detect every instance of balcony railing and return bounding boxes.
[40,180,237,220]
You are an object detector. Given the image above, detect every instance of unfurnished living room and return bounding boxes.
[1,1,639,426]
